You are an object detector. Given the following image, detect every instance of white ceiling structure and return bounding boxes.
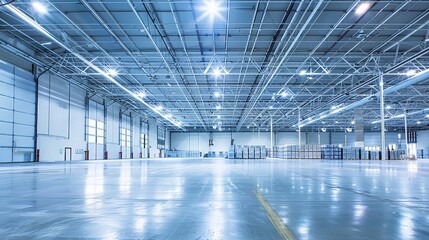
[1,0,429,132]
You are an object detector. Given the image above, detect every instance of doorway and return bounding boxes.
[64,147,72,161]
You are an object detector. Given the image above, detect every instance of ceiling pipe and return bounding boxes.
[299,68,429,127]
[3,3,185,130]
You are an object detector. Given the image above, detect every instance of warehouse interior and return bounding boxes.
[1,0,429,239]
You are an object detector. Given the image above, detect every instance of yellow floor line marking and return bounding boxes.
[254,190,297,240]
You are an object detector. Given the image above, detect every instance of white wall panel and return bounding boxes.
[0,82,14,96]
[13,124,34,136]
[48,77,69,138]
[277,132,299,145]
[14,112,35,125]
[37,76,49,134]
[0,135,12,146]
[14,88,35,103]
[0,95,13,109]
[417,130,429,149]
[14,99,35,114]
[148,118,158,157]
[0,122,13,134]
[13,136,33,147]
[37,76,86,162]
[0,108,13,122]
[0,149,12,163]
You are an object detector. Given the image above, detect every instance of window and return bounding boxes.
[120,127,131,147]
[120,114,131,147]
[157,126,165,149]
[86,100,104,144]
[141,121,148,150]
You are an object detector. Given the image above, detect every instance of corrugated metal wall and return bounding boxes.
[0,62,35,162]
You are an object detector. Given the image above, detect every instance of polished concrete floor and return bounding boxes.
[0,158,429,239]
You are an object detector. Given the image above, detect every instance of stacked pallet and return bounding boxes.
[166,150,200,158]
[321,145,342,160]
[228,145,267,159]
[417,149,429,159]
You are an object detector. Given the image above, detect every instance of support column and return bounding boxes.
[270,115,273,158]
[380,75,386,161]
[298,108,301,160]
[404,109,408,157]
[354,109,364,147]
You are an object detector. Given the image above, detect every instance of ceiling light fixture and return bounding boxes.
[32,1,48,14]
[355,2,370,15]
[107,68,118,77]
[406,69,417,76]
[321,128,327,132]
[346,128,353,133]
[386,105,391,110]
[216,104,222,110]
[351,121,355,125]
[214,91,221,98]
[299,70,307,76]
[199,0,224,23]
[280,91,288,98]
[417,121,421,125]
[137,92,146,98]
[213,68,222,77]
[40,42,52,46]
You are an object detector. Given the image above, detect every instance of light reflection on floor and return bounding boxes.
[0,159,428,239]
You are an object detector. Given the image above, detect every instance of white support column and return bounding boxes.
[380,75,386,161]
[270,115,273,158]
[298,108,301,160]
[404,108,408,157]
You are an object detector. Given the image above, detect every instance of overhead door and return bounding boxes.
[0,62,36,162]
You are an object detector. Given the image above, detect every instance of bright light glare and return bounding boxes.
[355,2,370,15]
[216,105,221,110]
[199,0,224,23]
[386,105,391,110]
[137,92,146,98]
[213,68,222,77]
[351,121,355,124]
[280,91,288,97]
[32,2,48,14]
[269,106,273,109]
[426,114,429,118]
[346,128,353,132]
[299,70,307,75]
[321,128,327,132]
[417,121,421,124]
[156,105,163,111]
[406,69,417,76]
[107,69,118,77]
[214,91,221,97]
